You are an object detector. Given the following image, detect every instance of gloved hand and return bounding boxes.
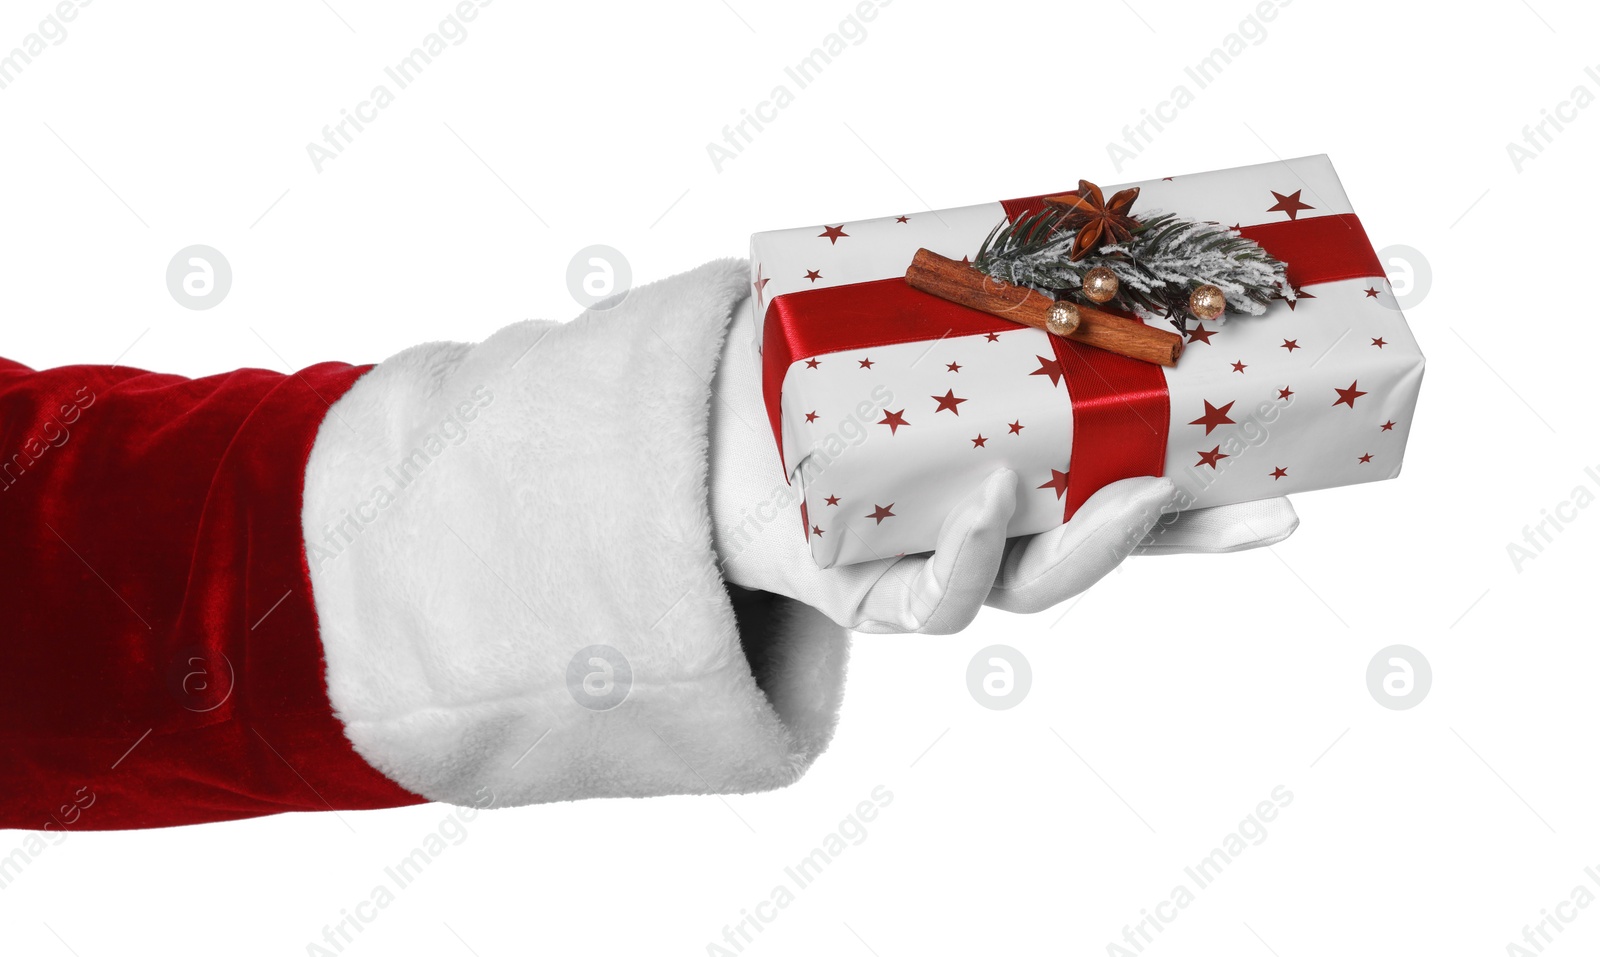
[708,294,1298,633]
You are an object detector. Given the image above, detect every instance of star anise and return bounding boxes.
[1044,179,1141,261]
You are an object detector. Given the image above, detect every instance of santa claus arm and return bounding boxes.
[0,260,845,830]
[1,258,1291,831]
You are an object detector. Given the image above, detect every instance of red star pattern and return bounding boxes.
[878,409,909,434]
[1268,189,1315,220]
[1030,354,1064,387]
[764,180,1420,569]
[753,264,770,307]
[1273,287,1315,311]
[1189,400,1237,435]
[1333,381,1367,408]
[931,389,967,415]
[1038,469,1071,500]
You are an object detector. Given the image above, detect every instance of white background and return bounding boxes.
[2,1,1596,955]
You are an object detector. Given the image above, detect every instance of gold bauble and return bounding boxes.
[1046,301,1080,337]
[1188,284,1226,321]
[1081,266,1119,304]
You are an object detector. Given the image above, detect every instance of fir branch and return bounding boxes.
[973,207,1291,329]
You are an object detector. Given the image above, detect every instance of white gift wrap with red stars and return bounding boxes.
[751,155,1424,569]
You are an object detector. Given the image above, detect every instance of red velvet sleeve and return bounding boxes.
[0,356,426,830]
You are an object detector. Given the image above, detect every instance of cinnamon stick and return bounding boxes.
[904,248,1185,367]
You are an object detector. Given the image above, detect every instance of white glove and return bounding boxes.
[707,294,1298,633]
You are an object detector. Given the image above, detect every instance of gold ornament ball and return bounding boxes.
[1046,301,1080,337]
[1081,266,1120,304]
[1189,284,1226,321]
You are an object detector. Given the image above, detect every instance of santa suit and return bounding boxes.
[0,260,847,830]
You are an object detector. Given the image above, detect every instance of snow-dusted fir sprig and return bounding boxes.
[972,207,1291,331]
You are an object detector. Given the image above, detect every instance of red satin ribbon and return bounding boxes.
[1237,215,1383,288]
[764,197,1384,522]
[994,192,1176,516]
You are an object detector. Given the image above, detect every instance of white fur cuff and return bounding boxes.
[302,259,849,809]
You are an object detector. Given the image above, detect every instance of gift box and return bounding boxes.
[752,155,1424,568]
